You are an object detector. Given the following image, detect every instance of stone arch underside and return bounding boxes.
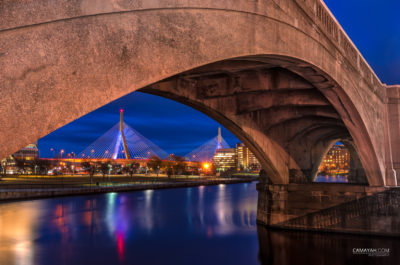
[140,57,369,184]
[0,2,388,185]
[311,137,367,184]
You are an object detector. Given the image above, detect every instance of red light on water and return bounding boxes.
[120,108,123,113]
[116,232,124,261]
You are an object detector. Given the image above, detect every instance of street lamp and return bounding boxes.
[203,162,210,176]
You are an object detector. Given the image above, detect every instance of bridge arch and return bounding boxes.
[0,0,392,185]
[140,54,380,185]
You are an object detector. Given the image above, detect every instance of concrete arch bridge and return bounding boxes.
[1,0,399,229]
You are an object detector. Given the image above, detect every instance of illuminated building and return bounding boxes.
[11,143,38,160]
[235,143,261,171]
[318,143,350,173]
[0,144,39,174]
[0,156,17,174]
[213,148,236,171]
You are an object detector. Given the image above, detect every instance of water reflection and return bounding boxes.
[257,226,400,265]
[0,183,259,265]
[315,174,348,183]
[0,183,398,265]
[0,201,39,265]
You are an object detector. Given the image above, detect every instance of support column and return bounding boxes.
[386,85,400,186]
[256,182,387,227]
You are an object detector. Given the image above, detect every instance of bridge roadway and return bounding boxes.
[0,0,399,233]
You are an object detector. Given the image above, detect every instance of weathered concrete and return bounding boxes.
[387,85,400,184]
[0,0,398,187]
[256,182,388,225]
[257,182,400,236]
[143,66,372,185]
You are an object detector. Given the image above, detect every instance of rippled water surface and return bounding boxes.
[0,182,398,265]
[0,183,258,265]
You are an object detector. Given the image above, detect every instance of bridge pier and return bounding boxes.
[387,85,400,185]
[256,182,388,230]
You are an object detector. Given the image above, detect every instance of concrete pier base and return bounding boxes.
[256,183,390,230]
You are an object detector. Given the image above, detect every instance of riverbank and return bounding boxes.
[0,176,257,201]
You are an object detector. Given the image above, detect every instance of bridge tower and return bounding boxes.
[217,127,222,150]
[120,109,131,159]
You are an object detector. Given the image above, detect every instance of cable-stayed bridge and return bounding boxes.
[78,110,168,160]
[77,110,227,163]
[185,127,230,162]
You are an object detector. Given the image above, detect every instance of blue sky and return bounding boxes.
[38,1,400,157]
[324,0,400,85]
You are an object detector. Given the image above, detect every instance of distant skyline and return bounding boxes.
[39,0,400,158]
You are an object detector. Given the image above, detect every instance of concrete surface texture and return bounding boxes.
[0,0,399,186]
[257,182,400,236]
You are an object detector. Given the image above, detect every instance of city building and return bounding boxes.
[235,143,261,171]
[1,143,39,174]
[12,143,39,160]
[318,143,350,174]
[0,155,18,174]
[213,148,236,171]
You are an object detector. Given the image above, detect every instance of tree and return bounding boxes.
[99,162,110,178]
[81,162,95,183]
[14,158,25,174]
[221,167,235,177]
[128,164,134,178]
[126,163,141,179]
[170,155,186,175]
[147,155,162,175]
[249,163,260,172]
[35,159,52,175]
[81,162,91,171]
[0,163,4,177]
[167,166,172,179]
[134,163,140,173]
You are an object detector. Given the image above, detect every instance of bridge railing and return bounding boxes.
[294,0,384,100]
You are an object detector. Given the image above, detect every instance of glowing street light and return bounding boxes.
[203,162,210,176]
[203,162,210,169]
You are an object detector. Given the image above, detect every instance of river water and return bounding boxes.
[0,182,398,265]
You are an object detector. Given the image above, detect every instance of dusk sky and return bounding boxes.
[38,0,400,158]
